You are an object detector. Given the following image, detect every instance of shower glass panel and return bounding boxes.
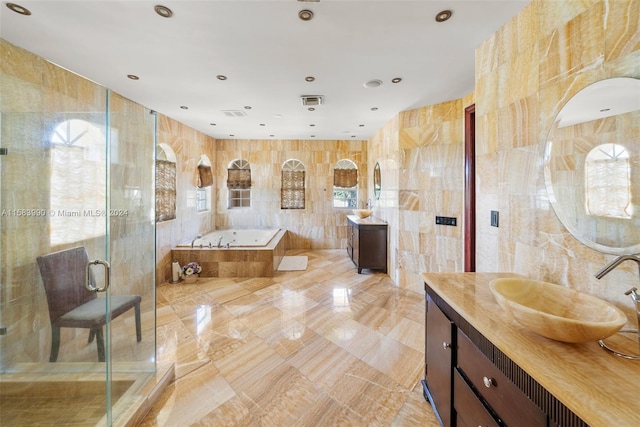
[0,39,156,426]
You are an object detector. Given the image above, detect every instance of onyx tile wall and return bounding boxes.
[155,115,216,285]
[366,0,639,303]
[1,39,156,364]
[0,39,107,365]
[368,116,400,285]
[368,96,474,292]
[214,138,367,250]
[475,0,640,313]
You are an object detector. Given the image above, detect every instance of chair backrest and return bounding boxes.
[37,247,97,323]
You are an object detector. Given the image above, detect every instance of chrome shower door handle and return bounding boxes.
[86,259,111,292]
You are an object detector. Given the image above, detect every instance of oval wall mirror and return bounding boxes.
[373,162,381,200]
[544,77,640,255]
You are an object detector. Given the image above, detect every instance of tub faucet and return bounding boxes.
[217,236,224,248]
[191,234,202,248]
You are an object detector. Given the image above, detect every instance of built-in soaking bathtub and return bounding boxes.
[171,228,287,278]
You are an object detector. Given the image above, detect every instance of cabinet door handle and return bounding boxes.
[442,342,451,350]
[482,376,495,388]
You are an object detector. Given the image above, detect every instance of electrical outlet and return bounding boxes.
[491,210,499,227]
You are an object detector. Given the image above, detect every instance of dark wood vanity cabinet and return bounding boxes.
[424,290,547,427]
[346,216,387,273]
[425,295,455,427]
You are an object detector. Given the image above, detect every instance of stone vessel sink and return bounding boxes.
[352,209,373,219]
[489,278,627,343]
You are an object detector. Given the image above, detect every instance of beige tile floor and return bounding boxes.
[140,249,440,426]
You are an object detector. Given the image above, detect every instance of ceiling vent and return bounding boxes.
[221,110,248,117]
[301,95,324,106]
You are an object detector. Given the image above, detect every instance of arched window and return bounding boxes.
[333,159,358,208]
[228,159,251,208]
[50,119,106,245]
[156,144,177,222]
[585,143,632,218]
[281,159,305,209]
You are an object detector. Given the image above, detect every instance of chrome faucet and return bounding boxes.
[595,254,640,359]
[625,287,640,356]
[217,236,224,248]
[595,254,640,280]
[366,198,371,209]
[191,234,202,248]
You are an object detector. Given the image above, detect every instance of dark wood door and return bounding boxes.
[464,104,476,272]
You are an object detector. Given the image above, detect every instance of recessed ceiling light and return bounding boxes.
[127,74,140,80]
[310,124,316,127]
[6,3,31,15]
[154,5,173,18]
[371,107,379,111]
[229,134,235,137]
[391,77,402,83]
[435,10,452,22]
[310,135,316,138]
[363,79,383,88]
[308,107,315,111]
[305,76,316,82]
[298,9,314,21]
[269,134,275,137]
[210,123,216,126]
[217,75,227,81]
[274,114,283,119]
[244,106,252,109]
[180,106,188,109]
[259,123,266,126]
[359,124,365,127]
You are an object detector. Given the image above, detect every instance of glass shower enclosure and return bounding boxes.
[0,39,156,426]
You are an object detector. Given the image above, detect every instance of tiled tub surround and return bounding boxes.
[171,229,288,278]
[214,138,368,250]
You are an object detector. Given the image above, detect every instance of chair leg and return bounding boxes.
[94,328,105,362]
[135,302,142,342]
[88,329,95,343]
[50,325,61,362]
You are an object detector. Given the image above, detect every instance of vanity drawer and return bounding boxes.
[457,329,546,427]
[454,369,500,427]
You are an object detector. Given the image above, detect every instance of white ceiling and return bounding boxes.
[1,0,529,141]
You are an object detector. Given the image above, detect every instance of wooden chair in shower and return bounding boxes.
[36,247,142,362]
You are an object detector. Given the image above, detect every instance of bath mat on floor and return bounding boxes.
[277,256,308,271]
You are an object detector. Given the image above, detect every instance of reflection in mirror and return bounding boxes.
[373,162,381,200]
[585,144,631,219]
[544,77,640,255]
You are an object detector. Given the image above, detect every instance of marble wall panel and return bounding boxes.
[155,115,216,284]
[1,40,156,365]
[475,0,640,317]
[214,138,367,250]
[369,98,466,290]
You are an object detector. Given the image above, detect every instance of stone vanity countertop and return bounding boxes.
[420,272,640,427]
[346,215,387,225]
